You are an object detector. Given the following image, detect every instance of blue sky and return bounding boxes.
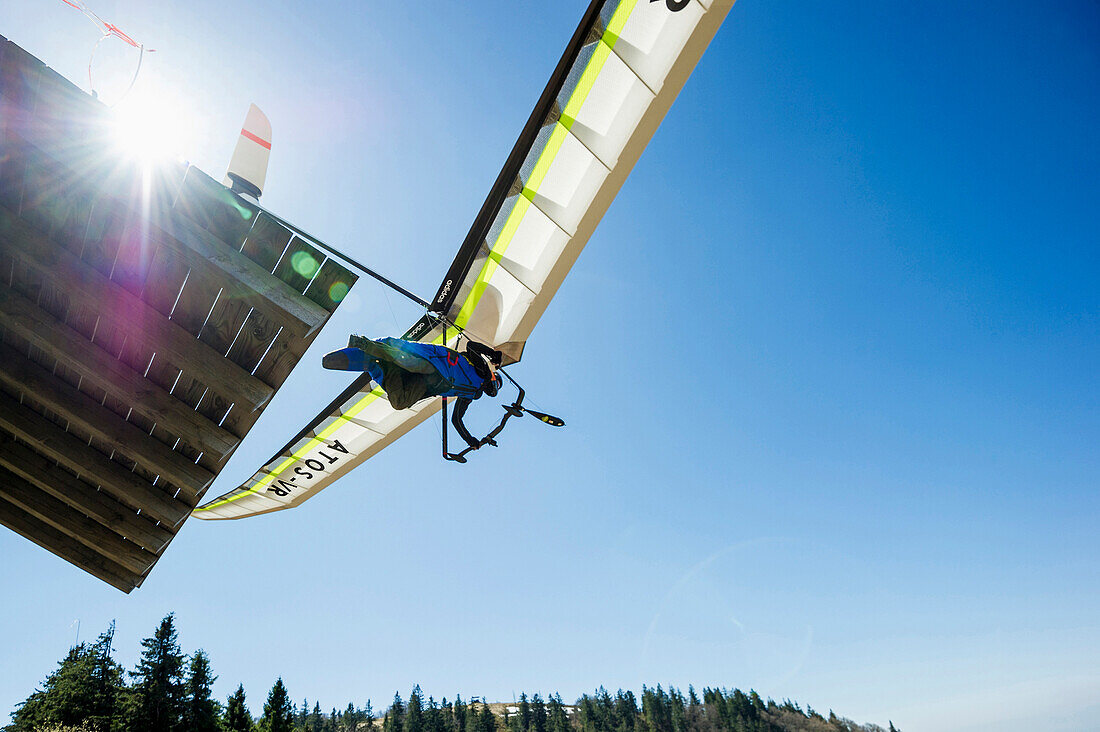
[1,2,1098,731]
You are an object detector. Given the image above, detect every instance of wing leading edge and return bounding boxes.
[194,0,735,520]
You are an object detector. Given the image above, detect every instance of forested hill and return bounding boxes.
[4,615,900,732]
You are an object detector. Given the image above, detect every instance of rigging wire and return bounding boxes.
[235,197,467,337]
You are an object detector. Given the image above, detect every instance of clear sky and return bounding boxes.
[1,2,1097,731]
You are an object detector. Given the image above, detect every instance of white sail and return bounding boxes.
[195,0,735,520]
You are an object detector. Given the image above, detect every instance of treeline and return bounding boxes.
[4,615,898,732]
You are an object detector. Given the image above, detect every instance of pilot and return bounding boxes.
[322,336,503,450]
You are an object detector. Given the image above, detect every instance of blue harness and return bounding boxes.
[337,338,488,400]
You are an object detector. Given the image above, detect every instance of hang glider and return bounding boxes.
[194,0,735,520]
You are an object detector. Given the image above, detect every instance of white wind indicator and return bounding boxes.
[224,103,271,199]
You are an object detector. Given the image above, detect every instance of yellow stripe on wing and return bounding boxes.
[454,0,638,330]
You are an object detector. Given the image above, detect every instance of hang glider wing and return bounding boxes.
[193,0,735,520]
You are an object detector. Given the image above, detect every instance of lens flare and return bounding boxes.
[328,281,349,302]
[290,251,320,278]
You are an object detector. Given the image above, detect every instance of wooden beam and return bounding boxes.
[0,340,214,499]
[0,391,191,524]
[0,464,157,575]
[0,288,238,459]
[0,497,140,593]
[0,204,274,410]
[0,437,172,552]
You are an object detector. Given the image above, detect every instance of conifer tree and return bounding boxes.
[7,623,124,732]
[669,688,686,732]
[225,683,254,732]
[299,698,311,729]
[426,695,445,732]
[259,678,294,732]
[476,702,497,732]
[407,686,425,732]
[531,694,548,732]
[452,695,467,732]
[182,649,221,732]
[124,613,187,732]
[546,694,570,732]
[342,702,358,732]
[518,693,532,732]
[384,692,406,732]
[614,690,637,732]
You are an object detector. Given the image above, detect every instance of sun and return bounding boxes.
[110,86,194,165]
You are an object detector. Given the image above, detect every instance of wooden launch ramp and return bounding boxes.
[0,35,357,591]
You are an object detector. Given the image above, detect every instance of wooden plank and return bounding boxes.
[304,257,358,313]
[0,464,157,575]
[0,340,214,499]
[0,391,192,524]
[0,288,237,458]
[0,497,139,593]
[0,438,171,551]
[0,204,275,409]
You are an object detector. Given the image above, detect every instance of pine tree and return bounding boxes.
[476,702,497,732]
[181,649,221,732]
[531,694,548,732]
[124,613,187,732]
[259,678,294,732]
[623,691,641,732]
[426,695,445,732]
[547,694,570,732]
[225,683,254,732]
[407,686,425,732]
[310,701,324,732]
[668,688,686,732]
[7,623,124,732]
[384,692,406,732]
[518,693,532,732]
[363,699,376,731]
[452,695,467,732]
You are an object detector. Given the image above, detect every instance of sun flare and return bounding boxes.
[110,87,194,165]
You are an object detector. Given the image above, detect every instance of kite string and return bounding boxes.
[59,0,154,103]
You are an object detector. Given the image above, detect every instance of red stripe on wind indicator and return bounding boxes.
[241,128,271,149]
